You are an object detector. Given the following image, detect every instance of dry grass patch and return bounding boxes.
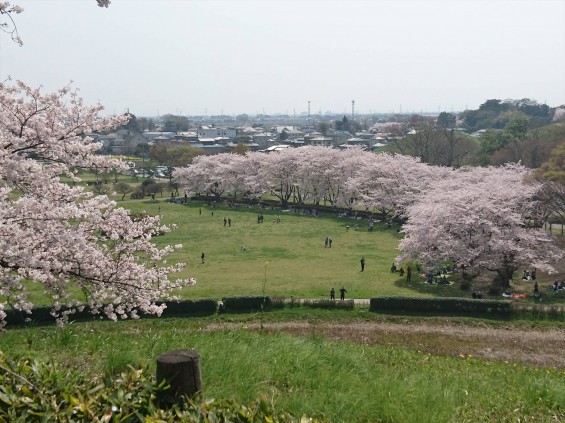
[206,320,565,369]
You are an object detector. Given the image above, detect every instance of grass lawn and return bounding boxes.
[119,197,456,300]
[1,314,563,422]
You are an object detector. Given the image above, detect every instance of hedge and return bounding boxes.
[283,298,355,310]
[2,298,218,328]
[370,296,512,315]
[222,296,272,312]
[160,299,218,316]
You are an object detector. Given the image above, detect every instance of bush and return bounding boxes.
[0,352,298,422]
[222,296,272,312]
[369,296,512,315]
[268,296,287,309]
[130,190,145,199]
[161,299,218,316]
[300,299,355,310]
[3,299,218,328]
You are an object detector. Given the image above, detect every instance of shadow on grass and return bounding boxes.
[393,278,473,299]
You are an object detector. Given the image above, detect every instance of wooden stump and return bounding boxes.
[156,349,202,399]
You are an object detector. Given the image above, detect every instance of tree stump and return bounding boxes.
[156,349,202,399]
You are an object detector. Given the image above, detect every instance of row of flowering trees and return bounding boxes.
[174,148,447,219]
[174,149,563,288]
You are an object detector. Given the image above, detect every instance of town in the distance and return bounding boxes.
[97,98,564,178]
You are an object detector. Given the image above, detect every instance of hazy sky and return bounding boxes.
[1,0,564,117]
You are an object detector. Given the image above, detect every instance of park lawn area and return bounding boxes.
[119,198,453,300]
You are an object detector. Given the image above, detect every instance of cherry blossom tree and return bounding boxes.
[348,153,448,219]
[174,153,229,200]
[294,147,340,205]
[214,153,249,200]
[245,149,303,208]
[0,81,194,329]
[398,164,562,289]
[328,146,370,209]
[0,2,23,45]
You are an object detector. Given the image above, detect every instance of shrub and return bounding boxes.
[222,296,272,312]
[161,299,218,316]
[0,352,298,422]
[300,299,355,310]
[3,299,218,328]
[369,296,512,315]
[268,296,287,309]
[130,190,145,199]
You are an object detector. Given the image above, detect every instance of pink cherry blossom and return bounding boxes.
[0,81,194,329]
[398,164,562,287]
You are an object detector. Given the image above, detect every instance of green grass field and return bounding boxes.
[119,197,458,300]
[1,315,563,422]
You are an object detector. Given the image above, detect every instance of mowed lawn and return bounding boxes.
[121,198,455,300]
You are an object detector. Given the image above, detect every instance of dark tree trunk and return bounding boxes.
[156,349,202,401]
[496,266,516,289]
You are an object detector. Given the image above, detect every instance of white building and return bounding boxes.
[197,126,237,139]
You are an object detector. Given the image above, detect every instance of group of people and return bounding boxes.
[424,270,450,285]
[330,287,348,301]
[552,280,565,293]
[522,269,537,281]
[324,236,333,248]
[390,263,412,282]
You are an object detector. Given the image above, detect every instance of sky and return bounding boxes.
[1,0,564,117]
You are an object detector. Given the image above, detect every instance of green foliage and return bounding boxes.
[129,190,145,199]
[0,352,297,422]
[160,299,218,316]
[223,296,272,312]
[285,298,355,310]
[436,112,456,128]
[3,299,217,328]
[370,296,512,315]
[461,98,551,132]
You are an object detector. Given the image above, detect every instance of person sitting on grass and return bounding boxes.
[438,275,449,285]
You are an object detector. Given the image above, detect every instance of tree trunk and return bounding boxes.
[156,349,202,400]
[496,266,515,289]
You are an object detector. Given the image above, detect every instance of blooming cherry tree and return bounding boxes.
[0,81,194,329]
[245,149,303,208]
[348,154,447,219]
[398,164,562,288]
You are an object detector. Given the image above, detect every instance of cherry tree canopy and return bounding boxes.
[0,81,194,329]
[398,164,563,287]
[175,146,431,214]
[347,153,448,218]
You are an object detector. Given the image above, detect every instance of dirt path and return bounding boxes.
[207,320,565,369]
